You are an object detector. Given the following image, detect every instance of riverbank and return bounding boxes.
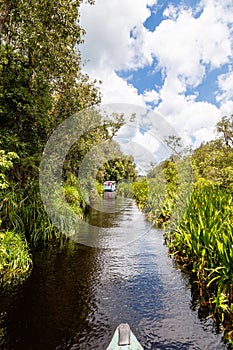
[117,178,233,346]
[0,199,226,350]
[166,181,233,345]
[0,174,89,288]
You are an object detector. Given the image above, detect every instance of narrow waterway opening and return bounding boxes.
[0,197,226,349]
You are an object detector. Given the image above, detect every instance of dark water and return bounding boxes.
[0,196,227,349]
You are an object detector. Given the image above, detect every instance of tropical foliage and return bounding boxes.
[0,0,126,285]
[1,1,233,343]
[96,140,137,183]
[0,230,32,286]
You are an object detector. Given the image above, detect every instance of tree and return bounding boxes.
[216,115,233,148]
[95,140,137,182]
[100,156,137,182]
[0,0,100,184]
[192,114,233,188]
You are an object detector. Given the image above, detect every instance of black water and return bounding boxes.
[0,197,227,349]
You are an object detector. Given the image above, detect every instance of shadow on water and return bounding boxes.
[0,242,101,349]
[0,197,229,349]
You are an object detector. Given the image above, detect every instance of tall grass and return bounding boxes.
[123,178,177,226]
[116,178,172,225]
[1,174,88,245]
[116,181,133,198]
[0,229,32,286]
[1,182,58,244]
[0,173,89,285]
[166,180,233,336]
[132,180,149,209]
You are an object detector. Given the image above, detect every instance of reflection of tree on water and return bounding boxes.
[86,195,129,229]
[0,203,225,350]
[0,240,102,349]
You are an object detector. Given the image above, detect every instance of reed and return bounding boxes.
[116,181,133,197]
[166,179,233,334]
[0,229,32,286]
[0,176,88,245]
[0,174,90,285]
[132,180,148,209]
[0,183,58,243]
[130,178,177,226]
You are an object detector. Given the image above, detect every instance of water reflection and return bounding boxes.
[0,243,99,349]
[0,199,227,349]
[75,196,152,248]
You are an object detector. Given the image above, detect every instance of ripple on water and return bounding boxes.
[0,199,227,350]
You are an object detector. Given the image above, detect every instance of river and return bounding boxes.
[0,196,227,349]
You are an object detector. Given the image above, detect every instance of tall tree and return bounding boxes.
[0,0,100,183]
[192,114,233,188]
[216,115,233,148]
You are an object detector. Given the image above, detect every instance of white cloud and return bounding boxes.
[94,69,144,105]
[80,0,233,148]
[132,130,160,153]
[216,68,233,104]
[80,0,154,72]
[143,89,160,104]
[219,100,233,117]
[157,90,221,146]
[147,0,158,6]
[145,1,232,86]
[193,127,216,147]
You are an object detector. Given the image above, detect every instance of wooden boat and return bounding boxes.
[106,323,143,349]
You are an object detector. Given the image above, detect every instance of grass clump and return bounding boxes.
[116,181,133,197]
[0,229,32,286]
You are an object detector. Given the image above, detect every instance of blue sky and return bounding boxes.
[80,0,233,149]
[144,0,202,31]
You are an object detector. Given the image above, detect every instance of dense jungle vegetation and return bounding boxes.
[1,0,233,345]
[0,0,125,285]
[0,0,138,286]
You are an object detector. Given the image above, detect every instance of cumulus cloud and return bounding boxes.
[145,0,232,86]
[157,89,221,147]
[80,0,154,72]
[143,89,160,104]
[216,69,233,104]
[80,0,233,148]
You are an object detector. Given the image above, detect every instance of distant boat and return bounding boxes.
[106,323,143,350]
[104,181,116,192]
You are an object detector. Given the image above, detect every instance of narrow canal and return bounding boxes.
[0,196,227,349]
